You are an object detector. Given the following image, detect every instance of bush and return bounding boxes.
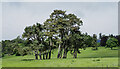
[106,37,119,50]
[2,53,4,57]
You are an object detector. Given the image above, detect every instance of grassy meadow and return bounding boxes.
[2,47,118,67]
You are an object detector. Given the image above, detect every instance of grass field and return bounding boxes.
[0,58,1,68]
[2,47,118,67]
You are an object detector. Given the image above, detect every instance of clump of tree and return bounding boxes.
[99,33,120,48]
[44,10,84,59]
[2,9,119,60]
[2,36,30,57]
[1,10,99,59]
[106,37,119,50]
[100,35,108,46]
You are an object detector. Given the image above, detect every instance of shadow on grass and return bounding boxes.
[111,49,119,50]
[77,56,118,58]
[21,59,34,61]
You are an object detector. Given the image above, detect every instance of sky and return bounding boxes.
[1,0,120,2]
[0,1,118,41]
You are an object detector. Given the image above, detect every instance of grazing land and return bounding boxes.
[2,47,118,67]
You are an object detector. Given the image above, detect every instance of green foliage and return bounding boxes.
[2,36,30,56]
[106,37,119,49]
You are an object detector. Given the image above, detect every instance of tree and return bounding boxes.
[22,23,44,59]
[100,35,108,46]
[70,29,82,58]
[44,18,57,59]
[44,10,83,59]
[68,27,91,58]
[116,35,120,45]
[2,40,14,56]
[2,36,29,56]
[106,37,119,50]
[99,33,102,39]
[92,34,98,50]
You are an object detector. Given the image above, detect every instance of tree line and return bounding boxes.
[1,10,120,59]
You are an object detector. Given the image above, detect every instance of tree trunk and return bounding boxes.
[48,50,51,59]
[57,44,61,58]
[57,44,62,58]
[39,51,42,60]
[111,47,113,50]
[35,54,38,60]
[73,48,77,58]
[60,48,63,58]
[63,48,67,58]
[46,52,48,59]
[34,51,38,60]
[49,37,52,59]
[43,53,45,60]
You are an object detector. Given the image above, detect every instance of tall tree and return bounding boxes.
[92,34,98,50]
[22,23,44,59]
[44,10,83,59]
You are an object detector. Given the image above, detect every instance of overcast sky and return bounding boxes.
[1,0,119,2]
[1,2,118,40]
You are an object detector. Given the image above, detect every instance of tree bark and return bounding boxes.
[60,48,63,58]
[39,51,42,60]
[49,37,52,59]
[57,43,61,58]
[46,52,48,59]
[57,43,62,58]
[63,48,67,58]
[34,51,38,60]
[73,48,77,58]
[48,50,51,59]
[43,53,45,60]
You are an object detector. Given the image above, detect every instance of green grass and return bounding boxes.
[0,58,2,68]
[2,47,118,67]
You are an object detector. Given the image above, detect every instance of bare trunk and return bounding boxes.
[63,48,67,58]
[57,44,61,58]
[49,37,52,59]
[34,51,38,60]
[46,52,48,59]
[48,50,51,59]
[57,33,64,58]
[57,43,62,58]
[43,53,45,60]
[60,48,63,58]
[73,48,77,58]
[39,51,42,60]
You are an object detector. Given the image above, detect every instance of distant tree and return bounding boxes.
[2,40,12,55]
[106,37,119,50]
[116,35,120,45]
[92,34,98,50]
[109,34,114,38]
[2,36,29,56]
[100,35,108,46]
[99,33,102,39]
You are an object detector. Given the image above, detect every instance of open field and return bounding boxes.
[0,58,1,68]
[2,47,118,67]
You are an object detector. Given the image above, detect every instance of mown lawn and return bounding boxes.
[2,47,118,67]
[0,58,1,68]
